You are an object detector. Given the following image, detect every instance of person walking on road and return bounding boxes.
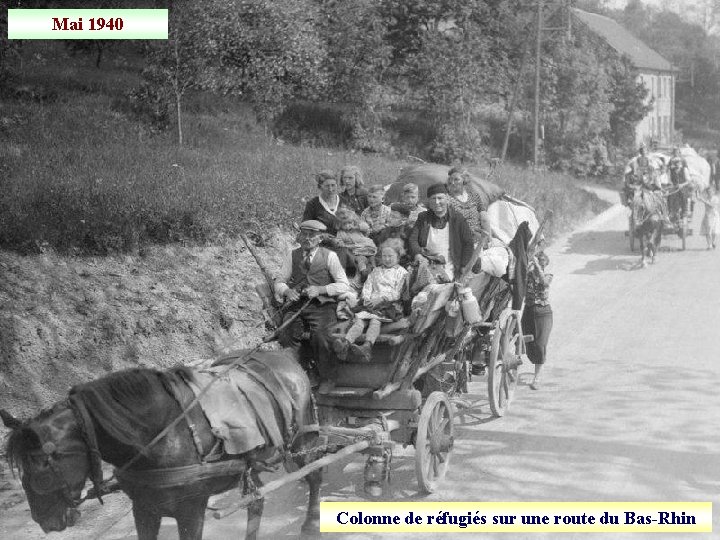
[522,251,553,390]
[697,186,720,250]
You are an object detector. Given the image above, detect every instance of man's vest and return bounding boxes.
[287,247,334,290]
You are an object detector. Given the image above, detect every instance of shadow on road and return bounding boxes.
[564,230,629,257]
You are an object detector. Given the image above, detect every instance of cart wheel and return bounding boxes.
[415,391,454,493]
[629,214,636,252]
[680,216,687,250]
[487,315,522,417]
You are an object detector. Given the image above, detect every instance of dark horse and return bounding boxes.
[1,349,322,540]
[631,185,665,267]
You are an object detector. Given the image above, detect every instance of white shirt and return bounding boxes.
[274,247,352,301]
[426,225,454,280]
[319,195,340,215]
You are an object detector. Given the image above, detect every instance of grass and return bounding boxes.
[0,44,608,254]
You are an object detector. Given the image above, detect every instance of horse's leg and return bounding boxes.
[175,496,208,540]
[245,470,264,540]
[639,232,647,267]
[132,501,162,540]
[292,433,322,535]
[301,468,322,535]
[654,222,663,261]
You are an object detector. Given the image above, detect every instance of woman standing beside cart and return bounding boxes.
[522,251,553,390]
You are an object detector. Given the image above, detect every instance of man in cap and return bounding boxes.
[624,143,652,205]
[408,183,474,282]
[274,220,354,384]
[667,146,690,220]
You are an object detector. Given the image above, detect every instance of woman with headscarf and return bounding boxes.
[302,169,342,235]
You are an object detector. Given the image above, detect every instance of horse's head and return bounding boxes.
[2,405,89,532]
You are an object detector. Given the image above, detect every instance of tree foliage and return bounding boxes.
[56,0,664,168]
[194,0,327,124]
[314,0,394,151]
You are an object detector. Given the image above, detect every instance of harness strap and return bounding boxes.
[68,395,105,504]
[115,459,247,489]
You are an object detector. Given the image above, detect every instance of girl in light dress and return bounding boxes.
[333,239,408,362]
[697,186,720,249]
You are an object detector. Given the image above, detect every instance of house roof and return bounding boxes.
[572,8,676,72]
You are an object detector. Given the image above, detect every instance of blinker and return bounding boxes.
[42,442,57,455]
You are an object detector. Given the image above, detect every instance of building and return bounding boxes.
[571,8,677,148]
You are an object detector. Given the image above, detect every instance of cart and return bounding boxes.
[309,238,535,496]
[245,209,544,499]
[627,183,694,252]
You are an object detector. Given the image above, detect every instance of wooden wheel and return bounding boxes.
[487,314,522,417]
[415,391,454,493]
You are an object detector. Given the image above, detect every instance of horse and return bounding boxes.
[1,349,322,540]
[630,184,666,267]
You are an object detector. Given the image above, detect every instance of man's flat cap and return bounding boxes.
[299,220,327,232]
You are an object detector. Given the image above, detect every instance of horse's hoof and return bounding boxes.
[640,260,647,268]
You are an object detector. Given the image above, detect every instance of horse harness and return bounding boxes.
[23,397,104,509]
[25,369,318,508]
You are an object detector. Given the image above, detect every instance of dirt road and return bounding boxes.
[3,190,718,539]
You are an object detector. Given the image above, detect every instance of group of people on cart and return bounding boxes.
[623,142,720,249]
[269,165,553,393]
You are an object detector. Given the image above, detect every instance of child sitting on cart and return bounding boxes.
[334,206,377,282]
[333,238,408,362]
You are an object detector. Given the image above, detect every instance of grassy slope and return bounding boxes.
[0,44,610,414]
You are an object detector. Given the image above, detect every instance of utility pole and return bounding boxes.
[533,0,544,167]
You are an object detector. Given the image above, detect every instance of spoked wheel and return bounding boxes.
[487,314,523,417]
[415,391,454,493]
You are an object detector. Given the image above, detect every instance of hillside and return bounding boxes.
[0,235,295,414]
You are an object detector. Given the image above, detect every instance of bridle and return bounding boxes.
[24,397,105,508]
[24,441,88,508]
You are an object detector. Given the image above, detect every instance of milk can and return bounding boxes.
[460,287,482,324]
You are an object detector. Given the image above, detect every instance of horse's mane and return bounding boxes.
[69,367,186,453]
[5,368,189,475]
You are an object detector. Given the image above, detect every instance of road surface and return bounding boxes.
[3,189,718,539]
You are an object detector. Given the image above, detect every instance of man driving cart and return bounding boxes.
[623,143,655,205]
[274,219,355,384]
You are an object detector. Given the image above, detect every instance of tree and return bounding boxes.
[397,0,524,162]
[606,56,652,149]
[539,36,614,170]
[140,1,207,145]
[194,0,327,125]
[314,0,394,150]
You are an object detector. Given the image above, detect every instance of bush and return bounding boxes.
[426,122,491,165]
